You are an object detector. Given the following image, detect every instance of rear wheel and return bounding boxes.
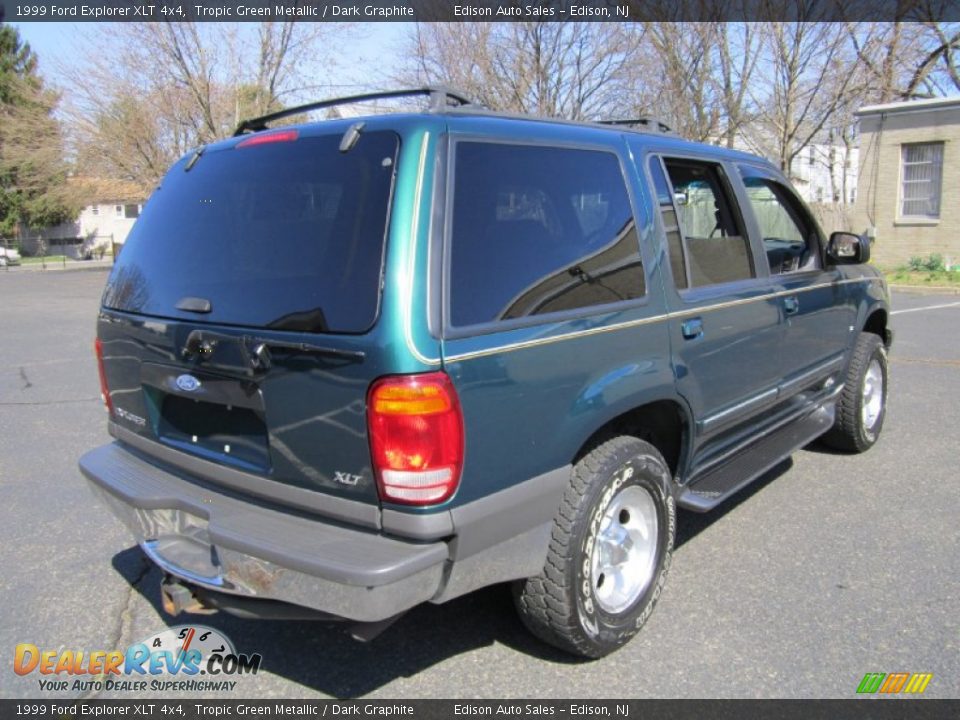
[515,436,674,658]
[822,332,888,452]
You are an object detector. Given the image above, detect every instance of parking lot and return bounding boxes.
[1,268,957,699]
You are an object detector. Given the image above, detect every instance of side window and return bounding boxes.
[662,159,754,287]
[739,171,821,274]
[648,157,688,290]
[449,142,644,327]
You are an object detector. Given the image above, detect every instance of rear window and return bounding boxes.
[103,131,398,334]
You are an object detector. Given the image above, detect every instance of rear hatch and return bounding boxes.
[97,128,400,510]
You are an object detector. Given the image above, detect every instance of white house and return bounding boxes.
[788,143,859,206]
[18,177,146,258]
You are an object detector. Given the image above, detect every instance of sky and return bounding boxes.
[12,21,411,95]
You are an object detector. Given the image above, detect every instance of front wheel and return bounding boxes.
[514,436,675,658]
[822,332,888,453]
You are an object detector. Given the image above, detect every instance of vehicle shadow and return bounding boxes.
[675,458,793,548]
[112,547,580,699]
[801,438,853,457]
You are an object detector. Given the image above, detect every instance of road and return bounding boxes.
[1,269,957,699]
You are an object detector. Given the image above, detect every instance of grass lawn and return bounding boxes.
[884,268,960,287]
[19,255,70,265]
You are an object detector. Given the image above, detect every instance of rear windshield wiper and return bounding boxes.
[245,336,365,364]
[181,328,364,372]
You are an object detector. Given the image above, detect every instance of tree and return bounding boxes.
[847,21,960,103]
[636,23,714,141]
[65,22,349,189]
[0,24,76,237]
[747,20,861,175]
[401,22,645,121]
[714,21,761,148]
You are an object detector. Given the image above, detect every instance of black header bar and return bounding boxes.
[2,0,959,23]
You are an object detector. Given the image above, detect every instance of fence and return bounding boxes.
[2,234,116,271]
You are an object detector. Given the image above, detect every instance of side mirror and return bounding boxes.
[827,231,870,265]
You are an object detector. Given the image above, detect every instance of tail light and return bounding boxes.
[94,338,114,416]
[236,129,299,149]
[367,372,464,505]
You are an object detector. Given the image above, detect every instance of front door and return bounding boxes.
[736,164,856,397]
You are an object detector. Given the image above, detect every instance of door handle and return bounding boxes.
[681,317,703,340]
[784,296,800,315]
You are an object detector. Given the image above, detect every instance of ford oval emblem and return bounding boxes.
[175,374,201,392]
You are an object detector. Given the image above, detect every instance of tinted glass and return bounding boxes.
[648,157,688,290]
[663,160,754,287]
[103,132,398,333]
[450,142,643,327]
[740,175,820,274]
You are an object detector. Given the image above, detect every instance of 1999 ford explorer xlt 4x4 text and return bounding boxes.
[80,88,891,657]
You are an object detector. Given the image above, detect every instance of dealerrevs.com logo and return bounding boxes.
[14,625,262,693]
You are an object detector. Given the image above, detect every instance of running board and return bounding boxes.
[678,404,835,513]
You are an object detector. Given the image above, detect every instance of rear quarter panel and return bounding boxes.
[438,124,678,506]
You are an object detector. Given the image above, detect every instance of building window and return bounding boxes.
[808,149,816,166]
[123,204,140,219]
[114,205,123,218]
[900,142,943,218]
[91,206,99,216]
[850,188,857,204]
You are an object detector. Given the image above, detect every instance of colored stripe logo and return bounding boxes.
[857,672,933,694]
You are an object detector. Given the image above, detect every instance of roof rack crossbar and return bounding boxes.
[597,117,673,134]
[233,87,475,136]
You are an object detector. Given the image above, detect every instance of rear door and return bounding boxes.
[98,129,401,515]
[641,151,782,466]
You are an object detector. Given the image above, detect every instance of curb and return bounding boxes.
[2,262,113,274]
[888,284,960,296]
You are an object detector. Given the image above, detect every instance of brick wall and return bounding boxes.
[852,104,960,268]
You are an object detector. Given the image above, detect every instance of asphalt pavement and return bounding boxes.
[1,269,957,699]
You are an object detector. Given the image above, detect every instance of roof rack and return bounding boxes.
[233,87,475,136]
[597,118,673,134]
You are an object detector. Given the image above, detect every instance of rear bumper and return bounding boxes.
[79,443,447,622]
[79,442,568,622]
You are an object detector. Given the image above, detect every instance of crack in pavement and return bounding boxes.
[19,367,33,389]
[81,553,154,701]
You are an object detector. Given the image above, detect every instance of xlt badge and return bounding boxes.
[333,471,362,486]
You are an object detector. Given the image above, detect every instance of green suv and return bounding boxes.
[80,88,891,657]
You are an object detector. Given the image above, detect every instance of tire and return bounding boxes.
[515,436,675,658]
[821,332,888,453]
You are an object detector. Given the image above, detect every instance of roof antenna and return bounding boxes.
[339,122,365,153]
